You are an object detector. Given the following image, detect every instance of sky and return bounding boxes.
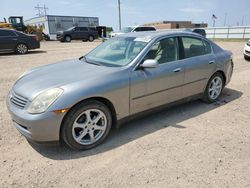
[1,0,250,30]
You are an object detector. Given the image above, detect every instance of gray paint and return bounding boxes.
[7,31,233,142]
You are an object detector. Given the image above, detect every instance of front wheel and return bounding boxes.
[64,36,71,42]
[244,55,250,61]
[202,72,224,103]
[16,43,28,54]
[61,100,112,150]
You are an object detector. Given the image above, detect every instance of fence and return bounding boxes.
[204,26,250,39]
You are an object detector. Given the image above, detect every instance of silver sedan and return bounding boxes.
[7,31,234,150]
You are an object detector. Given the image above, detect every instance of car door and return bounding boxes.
[130,37,185,114]
[79,27,89,39]
[0,30,18,51]
[180,36,216,97]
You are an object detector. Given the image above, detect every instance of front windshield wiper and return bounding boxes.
[79,56,102,66]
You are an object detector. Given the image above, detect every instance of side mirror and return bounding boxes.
[140,59,159,69]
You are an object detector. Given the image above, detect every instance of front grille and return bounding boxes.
[245,50,250,54]
[10,92,29,109]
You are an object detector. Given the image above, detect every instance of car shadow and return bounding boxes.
[29,88,243,160]
[0,50,46,56]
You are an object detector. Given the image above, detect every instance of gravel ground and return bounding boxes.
[0,40,250,188]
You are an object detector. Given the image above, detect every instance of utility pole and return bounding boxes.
[241,15,245,26]
[118,0,121,30]
[223,13,227,27]
[35,4,48,16]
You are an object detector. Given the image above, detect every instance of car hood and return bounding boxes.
[13,59,117,100]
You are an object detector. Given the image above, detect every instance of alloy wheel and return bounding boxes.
[72,109,107,145]
[208,76,223,100]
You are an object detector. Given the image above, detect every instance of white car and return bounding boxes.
[244,40,250,60]
[110,26,156,37]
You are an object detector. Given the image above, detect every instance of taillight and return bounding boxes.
[32,35,38,41]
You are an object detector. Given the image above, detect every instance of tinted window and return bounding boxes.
[144,37,178,64]
[143,27,156,31]
[203,40,212,54]
[182,37,207,58]
[0,30,16,37]
[88,27,96,31]
[134,27,155,32]
[79,27,88,31]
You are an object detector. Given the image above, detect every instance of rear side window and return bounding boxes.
[0,30,16,37]
[79,27,88,31]
[203,40,212,54]
[181,37,210,58]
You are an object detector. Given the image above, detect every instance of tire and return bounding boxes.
[202,72,224,103]
[16,43,28,54]
[88,35,94,42]
[244,55,250,61]
[61,100,112,150]
[64,35,71,42]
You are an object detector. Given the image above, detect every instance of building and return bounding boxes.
[25,15,99,40]
[144,21,208,30]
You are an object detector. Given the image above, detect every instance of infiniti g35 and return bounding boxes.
[7,31,233,150]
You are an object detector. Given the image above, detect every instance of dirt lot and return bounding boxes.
[0,40,250,188]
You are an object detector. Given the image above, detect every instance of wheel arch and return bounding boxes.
[59,96,117,140]
[16,42,29,50]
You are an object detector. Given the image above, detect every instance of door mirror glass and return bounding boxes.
[140,59,159,68]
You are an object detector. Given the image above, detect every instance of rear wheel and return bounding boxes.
[202,72,224,103]
[64,35,71,42]
[88,35,94,42]
[61,100,112,150]
[16,43,28,54]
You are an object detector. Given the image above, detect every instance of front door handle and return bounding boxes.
[209,61,215,64]
[173,68,182,72]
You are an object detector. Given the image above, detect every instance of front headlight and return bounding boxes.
[27,88,63,114]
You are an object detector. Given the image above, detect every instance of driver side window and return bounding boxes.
[144,37,178,64]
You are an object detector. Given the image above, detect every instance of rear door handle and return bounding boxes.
[173,68,182,72]
[209,61,215,64]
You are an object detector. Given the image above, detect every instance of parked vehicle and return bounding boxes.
[110,26,156,37]
[7,31,233,150]
[0,28,40,54]
[56,27,99,42]
[244,40,250,60]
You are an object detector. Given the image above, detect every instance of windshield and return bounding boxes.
[120,27,134,33]
[85,37,150,67]
[66,27,75,31]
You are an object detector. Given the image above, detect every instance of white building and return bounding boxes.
[25,15,99,40]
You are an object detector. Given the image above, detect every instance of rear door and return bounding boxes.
[0,30,18,51]
[180,36,216,97]
[79,27,89,39]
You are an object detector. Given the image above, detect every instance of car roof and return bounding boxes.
[116,30,204,40]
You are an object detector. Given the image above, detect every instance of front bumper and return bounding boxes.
[6,92,65,142]
[244,44,250,57]
[56,35,64,41]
